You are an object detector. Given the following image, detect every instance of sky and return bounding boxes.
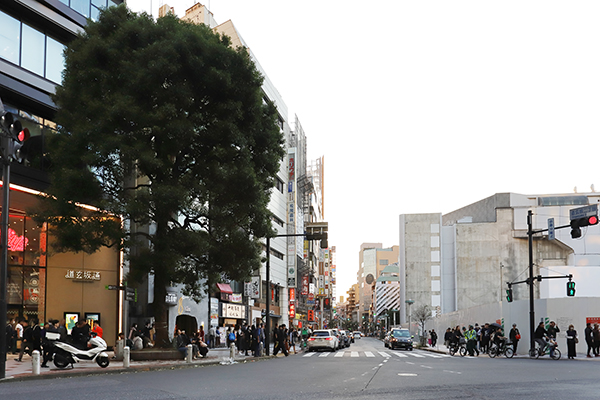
[125,0,600,300]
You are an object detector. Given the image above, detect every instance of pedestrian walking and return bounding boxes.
[509,323,520,353]
[208,325,216,348]
[444,327,452,348]
[289,327,298,354]
[430,329,438,347]
[566,324,578,359]
[14,319,24,356]
[593,324,600,356]
[16,320,31,362]
[585,323,594,358]
[465,325,477,356]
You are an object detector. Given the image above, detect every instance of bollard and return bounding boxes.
[229,342,235,359]
[186,344,193,363]
[32,350,41,375]
[123,346,130,368]
[115,339,124,361]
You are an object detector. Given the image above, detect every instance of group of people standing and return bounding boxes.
[225,322,267,357]
[5,317,102,367]
[584,322,600,358]
[442,322,520,356]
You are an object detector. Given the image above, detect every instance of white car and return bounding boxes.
[353,331,362,340]
[307,330,339,352]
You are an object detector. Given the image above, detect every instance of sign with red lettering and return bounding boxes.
[289,303,296,319]
[308,309,314,322]
[301,276,309,295]
[289,288,296,303]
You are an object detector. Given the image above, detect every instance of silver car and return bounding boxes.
[307,330,339,352]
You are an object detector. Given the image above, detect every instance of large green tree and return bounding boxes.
[34,5,284,345]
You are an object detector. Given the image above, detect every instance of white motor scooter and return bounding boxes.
[53,332,110,369]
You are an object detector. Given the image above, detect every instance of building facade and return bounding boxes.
[0,0,123,345]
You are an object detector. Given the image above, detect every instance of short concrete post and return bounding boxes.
[123,346,130,368]
[115,339,124,361]
[186,344,193,363]
[229,343,235,359]
[32,350,41,375]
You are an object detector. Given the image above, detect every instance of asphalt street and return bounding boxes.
[1,337,599,399]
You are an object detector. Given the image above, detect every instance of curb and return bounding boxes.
[0,354,278,384]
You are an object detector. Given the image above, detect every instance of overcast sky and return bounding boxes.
[125,0,600,300]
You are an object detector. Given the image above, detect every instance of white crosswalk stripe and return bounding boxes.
[302,350,455,359]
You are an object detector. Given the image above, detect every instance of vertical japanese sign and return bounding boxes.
[287,149,297,288]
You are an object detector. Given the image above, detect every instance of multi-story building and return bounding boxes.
[401,192,600,350]
[0,0,124,349]
[356,243,398,330]
[374,262,400,328]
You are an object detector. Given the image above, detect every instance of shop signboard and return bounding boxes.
[210,298,219,326]
[301,276,309,295]
[222,303,245,319]
[230,293,242,303]
[244,277,260,299]
[289,303,296,319]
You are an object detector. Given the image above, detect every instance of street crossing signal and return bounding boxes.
[506,288,513,303]
[0,111,30,162]
[567,281,576,297]
[570,215,599,239]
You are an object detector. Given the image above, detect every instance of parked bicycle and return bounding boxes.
[448,339,467,357]
[488,339,514,358]
[529,337,561,360]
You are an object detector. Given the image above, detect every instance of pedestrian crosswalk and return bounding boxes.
[303,350,451,359]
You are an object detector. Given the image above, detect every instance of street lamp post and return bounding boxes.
[405,299,415,335]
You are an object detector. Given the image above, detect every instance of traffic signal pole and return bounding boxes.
[264,231,327,356]
[516,210,579,356]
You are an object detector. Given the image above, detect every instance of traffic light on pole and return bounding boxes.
[305,232,328,248]
[570,215,599,239]
[506,287,513,302]
[567,281,576,297]
[0,111,30,162]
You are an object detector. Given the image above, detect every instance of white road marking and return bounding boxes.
[365,351,375,357]
[408,352,425,358]
[378,352,391,358]
[443,370,462,374]
[319,352,330,357]
[334,351,345,357]
[420,365,432,369]
[405,361,415,365]
[303,352,315,357]
[351,352,359,357]
[393,352,408,358]
[398,373,418,376]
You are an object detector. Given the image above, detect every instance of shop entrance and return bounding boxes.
[175,314,197,336]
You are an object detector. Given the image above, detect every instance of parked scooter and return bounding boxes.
[53,332,110,369]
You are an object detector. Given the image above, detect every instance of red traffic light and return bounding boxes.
[588,215,598,225]
[17,127,30,143]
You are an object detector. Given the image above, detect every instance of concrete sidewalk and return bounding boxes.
[1,346,299,382]
[419,344,600,360]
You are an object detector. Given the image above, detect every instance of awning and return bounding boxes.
[217,283,233,294]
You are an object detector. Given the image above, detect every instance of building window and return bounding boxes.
[272,215,284,227]
[0,10,67,84]
[430,236,439,248]
[431,251,440,262]
[379,259,388,266]
[431,280,440,292]
[0,11,20,65]
[21,24,45,77]
[431,223,439,233]
[276,177,284,193]
[431,295,441,308]
[431,265,440,277]
[271,248,284,260]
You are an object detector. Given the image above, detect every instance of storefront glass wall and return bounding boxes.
[5,214,47,323]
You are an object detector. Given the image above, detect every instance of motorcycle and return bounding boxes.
[53,333,110,369]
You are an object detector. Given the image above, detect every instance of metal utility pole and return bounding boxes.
[527,210,535,355]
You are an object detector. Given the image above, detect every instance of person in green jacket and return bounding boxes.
[465,325,477,356]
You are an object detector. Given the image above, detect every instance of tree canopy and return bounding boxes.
[34,5,285,344]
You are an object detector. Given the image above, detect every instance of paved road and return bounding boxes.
[1,337,599,399]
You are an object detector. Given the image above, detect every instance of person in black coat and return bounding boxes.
[566,324,578,359]
[585,322,594,358]
[509,323,520,353]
